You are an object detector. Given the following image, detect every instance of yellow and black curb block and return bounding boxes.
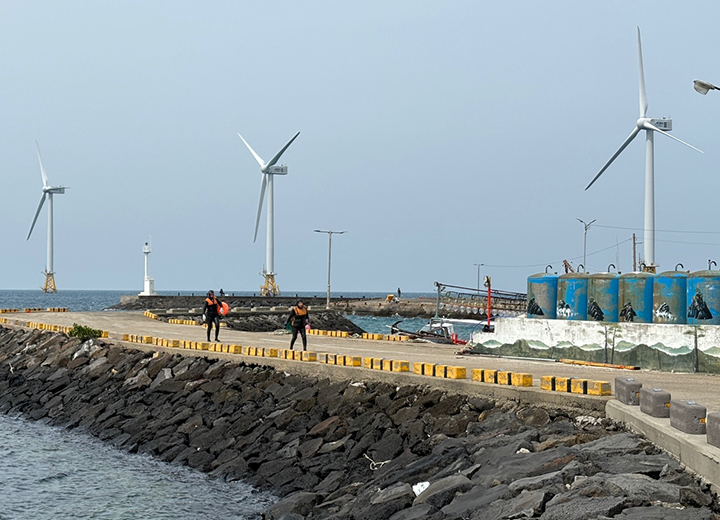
[307,329,350,338]
[470,369,533,387]
[359,332,410,342]
[168,319,200,326]
[361,333,384,340]
[540,375,611,396]
[0,307,69,314]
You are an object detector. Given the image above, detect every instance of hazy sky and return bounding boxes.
[2,1,720,294]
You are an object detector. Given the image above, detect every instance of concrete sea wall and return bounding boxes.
[0,326,718,519]
[472,317,720,374]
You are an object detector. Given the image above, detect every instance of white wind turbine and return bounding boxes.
[26,141,68,293]
[585,28,702,271]
[238,131,300,296]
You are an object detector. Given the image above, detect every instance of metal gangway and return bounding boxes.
[433,281,526,317]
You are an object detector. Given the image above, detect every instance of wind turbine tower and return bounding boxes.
[139,239,156,296]
[237,131,300,296]
[585,28,702,272]
[26,142,67,293]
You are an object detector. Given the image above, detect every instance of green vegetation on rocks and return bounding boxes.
[68,323,103,342]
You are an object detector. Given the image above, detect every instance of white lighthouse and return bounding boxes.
[139,240,156,296]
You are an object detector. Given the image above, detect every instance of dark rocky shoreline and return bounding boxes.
[0,326,717,519]
[112,296,368,334]
[111,295,444,319]
[110,295,334,312]
[160,310,366,335]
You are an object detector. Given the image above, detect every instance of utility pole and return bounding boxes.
[632,233,637,272]
[484,276,492,331]
[314,229,346,309]
[576,218,596,269]
[473,263,483,296]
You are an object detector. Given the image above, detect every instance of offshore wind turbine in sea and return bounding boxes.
[238,131,300,296]
[585,27,702,272]
[26,141,68,293]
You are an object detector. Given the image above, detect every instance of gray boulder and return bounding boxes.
[441,484,510,517]
[472,489,550,520]
[413,474,474,509]
[265,491,320,520]
[541,496,625,520]
[605,505,716,519]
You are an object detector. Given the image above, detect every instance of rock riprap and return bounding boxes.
[0,326,717,519]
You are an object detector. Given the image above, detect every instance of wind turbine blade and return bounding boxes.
[585,126,641,190]
[35,141,49,187]
[237,133,266,169]
[253,174,267,243]
[643,122,704,153]
[266,132,300,169]
[637,28,648,118]
[27,193,46,240]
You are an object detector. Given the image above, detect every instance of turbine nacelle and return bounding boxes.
[42,186,67,194]
[263,165,288,175]
[638,117,672,131]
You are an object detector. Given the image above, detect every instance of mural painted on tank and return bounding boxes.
[620,301,636,322]
[689,290,713,320]
[470,317,720,374]
[557,300,571,318]
[654,302,675,322]
[527,297,544,316]
[587,297,604,321]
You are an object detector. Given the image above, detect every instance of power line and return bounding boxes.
[595,224,720,235]
[482,237,633,269]
[655,238,720,247]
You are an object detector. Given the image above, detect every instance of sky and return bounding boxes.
[2,1,720,295]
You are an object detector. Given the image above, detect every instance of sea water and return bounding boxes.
[0,415,276,519]
[0,290,436,313]
[0,290,279,519]
[345,315,482,341]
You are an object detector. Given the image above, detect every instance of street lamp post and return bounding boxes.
[694,79,720,95]
[314,229,346,309]
[576,218,596,269]
[473,263,483,295]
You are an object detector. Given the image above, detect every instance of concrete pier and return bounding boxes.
[4,309,720,491]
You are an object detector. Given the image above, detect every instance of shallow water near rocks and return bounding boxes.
[0,414,276,519]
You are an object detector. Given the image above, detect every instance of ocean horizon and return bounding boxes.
[0,289,437,313]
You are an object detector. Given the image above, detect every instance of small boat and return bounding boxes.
[391,318,480,344]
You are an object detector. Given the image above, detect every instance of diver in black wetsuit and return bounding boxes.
[203,290,220,342]
[286,301,309,350]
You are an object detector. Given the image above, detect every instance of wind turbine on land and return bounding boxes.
[26,141,68,293]
[238,131,300,296]
[585,27,702,272]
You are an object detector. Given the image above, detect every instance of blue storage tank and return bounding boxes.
[687,271,720,325]
[527,273,558,319]
[653,271,688,324]
[619,272,654,323]
[588,273,619,322]
[557,273,588,321]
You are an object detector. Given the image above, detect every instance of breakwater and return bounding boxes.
[0,326,717,519]
[112,295,444,319]
[148,308,366,335]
